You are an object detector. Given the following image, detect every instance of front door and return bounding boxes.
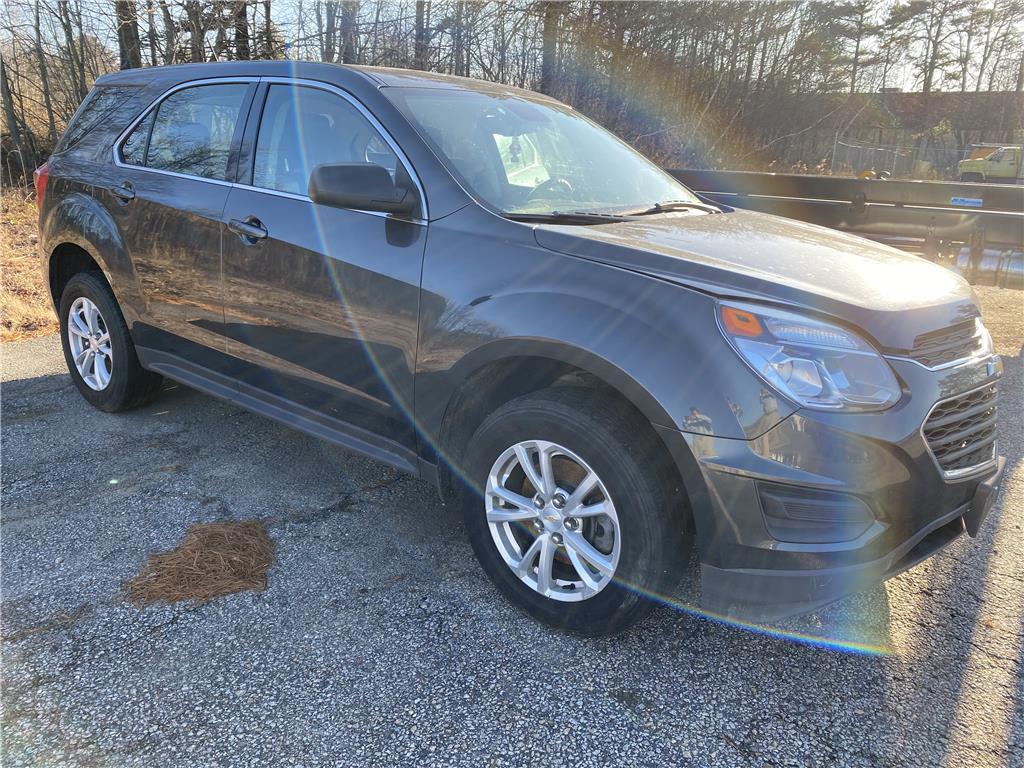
[109,80,255,370]
[221,82,426,454]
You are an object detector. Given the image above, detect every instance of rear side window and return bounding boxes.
[131,84,248,181]
[252,84,398,195]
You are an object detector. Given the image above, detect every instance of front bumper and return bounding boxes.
[656,354,1005,622]
[700,456,1003,621]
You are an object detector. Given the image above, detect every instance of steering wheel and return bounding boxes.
[527,177,574,201]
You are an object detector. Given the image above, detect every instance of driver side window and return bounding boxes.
[252,84,398,196]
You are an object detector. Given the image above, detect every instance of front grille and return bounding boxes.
[909,319,981,368]
[923,384,998,476]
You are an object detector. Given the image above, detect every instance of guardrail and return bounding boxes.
[667,169,1023,289]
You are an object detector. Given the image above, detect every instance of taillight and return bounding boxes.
[34,162,50,212]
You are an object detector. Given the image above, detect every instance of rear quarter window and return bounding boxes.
[120,111,154,166]
[56,86,147,160]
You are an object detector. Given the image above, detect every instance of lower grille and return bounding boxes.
[923,384,998,477]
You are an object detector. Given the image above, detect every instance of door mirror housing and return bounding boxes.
[308,163,418,216]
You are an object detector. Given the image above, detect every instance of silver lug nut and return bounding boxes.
[551,533,563,545]
[552,494,567,509]
[533,520,543,532]
[533,495,546,509]
[564,517,580,531]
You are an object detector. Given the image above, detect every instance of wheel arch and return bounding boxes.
[453,337,677,423]
[48,241,109,310]
[431,339,703,539]
[41,192,138,319]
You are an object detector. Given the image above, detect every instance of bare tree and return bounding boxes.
[340,1,358,63]
[185,0,206,61]
[1,54,30,178]
[414,0,429,69]
[34,0,58,144]
[234,0,250,59]
[263,0,272,56]
[158,1,178,63]
[56,0,88,100]
[116,0,144,68]
[3,0,1024,185]
[539,1,559,95]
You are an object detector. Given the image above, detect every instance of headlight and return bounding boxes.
[717,301,901,412]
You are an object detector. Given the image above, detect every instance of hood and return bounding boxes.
[533,209,978,351]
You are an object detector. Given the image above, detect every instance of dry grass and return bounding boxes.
[124,521,276,606]
[1,188,56,341]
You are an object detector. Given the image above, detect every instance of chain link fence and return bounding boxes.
[829,136,1002,181]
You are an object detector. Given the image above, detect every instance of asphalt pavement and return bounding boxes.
[2,286,1022,768]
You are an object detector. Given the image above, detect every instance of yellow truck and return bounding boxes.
[958,145,1024,184]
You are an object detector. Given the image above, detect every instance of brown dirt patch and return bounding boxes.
[124,521,276,606]
[1,188,57,341]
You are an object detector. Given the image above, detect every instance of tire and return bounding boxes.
[58,271,163,412]
[459,387,692,636]
[959,173,983,183]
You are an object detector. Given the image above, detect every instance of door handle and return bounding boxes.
[228,216,268,243]
[110,183,135,201]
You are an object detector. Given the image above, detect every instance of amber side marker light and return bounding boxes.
[721,305,763,337]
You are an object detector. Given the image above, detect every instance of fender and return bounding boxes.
[41,191,144,325]
[417,269,794,443]
[430,333,722,558]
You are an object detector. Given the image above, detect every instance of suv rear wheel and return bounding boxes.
[59,272,162,412]
[460,387,691,635]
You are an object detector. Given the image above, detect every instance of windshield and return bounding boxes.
[384,87,701,216]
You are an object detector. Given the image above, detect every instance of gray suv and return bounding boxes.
[37,62,1005,634]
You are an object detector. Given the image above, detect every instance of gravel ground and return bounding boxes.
[2,286,1022,768]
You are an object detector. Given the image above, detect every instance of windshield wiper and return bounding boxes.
[505,211,628,225]
[629,200,722,216]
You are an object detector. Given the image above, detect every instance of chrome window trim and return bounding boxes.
[110,164,236,188]
[256,76,428,222]
[230,181,426,226]
[112,76,258,183]
[110,75,429,223]
[233,183,309,203]
[919,379,999,482]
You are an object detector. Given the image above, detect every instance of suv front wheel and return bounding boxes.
[59,272,163,412]
[460,387,691,635]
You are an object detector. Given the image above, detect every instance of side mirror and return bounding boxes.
[308,163,417,216]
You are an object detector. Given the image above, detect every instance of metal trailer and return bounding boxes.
[669,170,1024,290]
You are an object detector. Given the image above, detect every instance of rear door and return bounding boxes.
[220,81,427,456]
[109,79,256,371]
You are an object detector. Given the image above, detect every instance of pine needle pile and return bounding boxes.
[125,521,275,605]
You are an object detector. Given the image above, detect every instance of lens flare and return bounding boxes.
[283,64,893,656]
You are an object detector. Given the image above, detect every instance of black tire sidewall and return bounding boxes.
[459,390,686,635]
[58,272,140,412]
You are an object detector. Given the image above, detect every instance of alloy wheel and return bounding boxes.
[67,296,113,391]
[485,439,621,602]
